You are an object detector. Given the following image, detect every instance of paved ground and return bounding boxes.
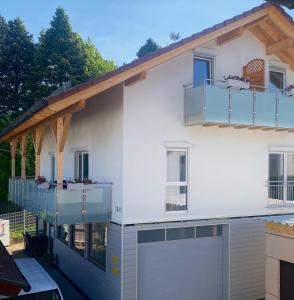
[7,242,88,300]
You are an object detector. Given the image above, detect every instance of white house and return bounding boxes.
[2,3,294,299]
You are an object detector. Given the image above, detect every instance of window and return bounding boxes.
[193,57,212,86]
[196,225,222,238]
[166,149,188,211]
[269,153,294,201]
[57,225,69,245]
[269,69,285,91]
[138,229,165,243]
[50,155,55,182]
[166,227,194,241]
[89,223,107,269]
[75,151,89,181]
[72,224,85,255]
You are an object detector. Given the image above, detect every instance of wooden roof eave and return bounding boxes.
[1,5,293,142]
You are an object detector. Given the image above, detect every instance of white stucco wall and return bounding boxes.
[122,31,294,224]
[40,85,124,223]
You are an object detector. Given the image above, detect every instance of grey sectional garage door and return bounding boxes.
[137,236,223,300]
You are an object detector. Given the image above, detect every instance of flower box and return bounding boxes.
[226,78,250,90]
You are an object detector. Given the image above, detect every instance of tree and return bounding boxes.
[36,7,87,92]
[169,32,181,42]
[82,38,116,80]
[0,17,36,117]
[136,38,160,58]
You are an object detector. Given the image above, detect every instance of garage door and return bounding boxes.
[137,226,223,300]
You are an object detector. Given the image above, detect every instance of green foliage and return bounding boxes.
[136,38,160,58]
[82,38,116,79]
[0,17,36,117]
[0,116,11,201]
[36,8,115,92]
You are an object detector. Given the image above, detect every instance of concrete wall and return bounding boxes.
[54,222,122,300]
[123,31,294,224]
[40,85,124,224]
[265,233,294,300]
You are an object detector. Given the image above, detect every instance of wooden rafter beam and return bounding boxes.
[266,37,294,55]
[124,71,147,87]
[244,15,269,30]
[217,28,244,46]
[259,19,285,42]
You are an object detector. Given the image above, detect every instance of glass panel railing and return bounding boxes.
[8,179,112,224]
[278,95,294,128]
[56,189,84,225]
[231,89,253,125]
[84,185,112,223]
[204,85,229,124]
[185,85,205,125]
[255,91,276,127]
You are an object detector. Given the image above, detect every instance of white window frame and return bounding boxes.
[193,55,215,85]
[166,148,188,213]
[269,151,294,203]
[74,151,89,181]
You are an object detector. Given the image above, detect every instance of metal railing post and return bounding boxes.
[275,91,278,128]
[253,89,256,126]
[228,89,232,125]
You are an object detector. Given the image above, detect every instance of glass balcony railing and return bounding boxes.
[8,178,112,225]
[185,79,294,129]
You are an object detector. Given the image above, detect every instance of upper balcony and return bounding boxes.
[185,79,294,131]
[9,178,112,225]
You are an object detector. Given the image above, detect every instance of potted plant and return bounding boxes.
[225,75,251,89]
[285,84,294,96]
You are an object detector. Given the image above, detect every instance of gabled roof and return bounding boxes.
[1,3,294,141]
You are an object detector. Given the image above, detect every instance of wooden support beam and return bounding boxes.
[202,123,217,127]
[50,121,57,143]
[54,114,72,187]
[233,125,249,129]
[59,114,72,153]
[266,37,294,55]
[218,124,231,128]
[20,134,27,179]
[244,15,269,30]
[275,128,290,132]
[10,139,17,178]
[217,28,243,45]
[124,71,147,87]
[262,127,275,131]
[248,126,264,130]
[33,126,46,179]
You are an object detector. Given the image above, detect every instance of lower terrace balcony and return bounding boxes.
[8,178,112,225]
[185,80,294,131]
[268,181,294,207]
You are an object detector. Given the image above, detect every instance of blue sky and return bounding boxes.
[1,1,293,66]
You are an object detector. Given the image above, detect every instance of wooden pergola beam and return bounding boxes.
[20,134,27,179]
[217,28,244,45]
[124,71,147,87]
[51,114,72,187]
[10,139,17,178]
[32,126,46,178]
[266,37,294,55]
